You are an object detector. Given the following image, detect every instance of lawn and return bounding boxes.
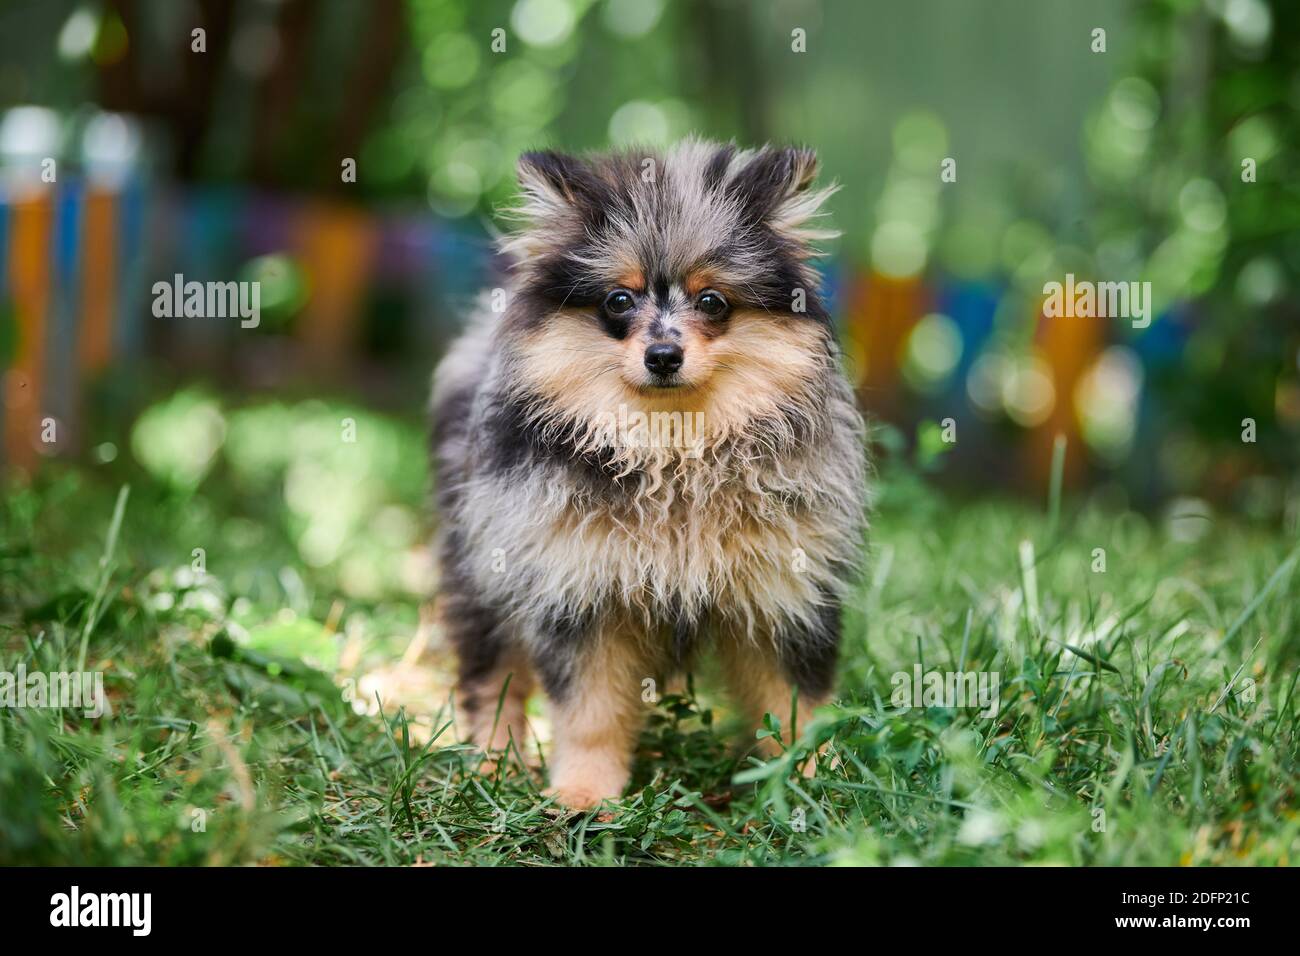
[1,389,1297,866]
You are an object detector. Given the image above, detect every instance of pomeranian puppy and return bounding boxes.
[431,139,867,809]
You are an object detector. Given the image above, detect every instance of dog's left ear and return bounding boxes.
[729,146,838,251]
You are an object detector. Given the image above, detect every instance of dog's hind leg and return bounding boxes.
[716,606,839,770]
[440,585,535,759]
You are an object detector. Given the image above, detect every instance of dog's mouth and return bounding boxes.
[636,372,693,392]
[646,372,683,388]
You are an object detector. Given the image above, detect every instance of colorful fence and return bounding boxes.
[0,172,498,470]
[837,266,1190,494]
[0,170,1190,493]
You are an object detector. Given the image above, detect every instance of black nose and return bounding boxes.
[644,343,684,376]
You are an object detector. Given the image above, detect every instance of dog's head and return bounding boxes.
[500,139,839,440]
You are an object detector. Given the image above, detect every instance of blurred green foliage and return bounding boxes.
[126,388,429,601]
[0,0,1295,488]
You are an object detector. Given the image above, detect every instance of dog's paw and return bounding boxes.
[543,775,629,811]
[544,782,620,813]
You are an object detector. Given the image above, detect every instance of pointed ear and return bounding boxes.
[728,146,838,250]
[515,150,598,221]
[503,150,601,261]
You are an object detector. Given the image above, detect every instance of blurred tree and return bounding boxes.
[1088,0,1300,484]
[95,0,236,178]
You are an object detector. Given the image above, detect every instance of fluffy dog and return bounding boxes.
[431,139,867,809]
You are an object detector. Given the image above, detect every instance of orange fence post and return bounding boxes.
[1029,289,1103,489]
[80,186,117,376]
[295,202,374,370]
[4,187,53,471]
[845,269,927,420]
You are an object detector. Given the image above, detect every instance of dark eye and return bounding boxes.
[697,291,728,316]
[605,290,636,315]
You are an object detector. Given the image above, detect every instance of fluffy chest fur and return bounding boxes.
[443,357,866,639]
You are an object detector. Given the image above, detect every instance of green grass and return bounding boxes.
[1,390,1297,866]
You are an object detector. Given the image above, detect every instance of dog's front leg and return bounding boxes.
[537,620,655,811]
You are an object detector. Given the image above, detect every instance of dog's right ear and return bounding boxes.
[516,150,596,220]
[503,151,600,262]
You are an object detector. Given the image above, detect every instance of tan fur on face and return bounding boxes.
[510,308,829,441]
[684,270,718,297]
[616,268,645,293]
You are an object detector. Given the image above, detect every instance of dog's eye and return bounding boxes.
[697,291,728,316]
[604,290,636,315]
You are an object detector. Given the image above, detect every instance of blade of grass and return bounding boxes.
[77,484,129,673]
[1047,433,1066,539]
